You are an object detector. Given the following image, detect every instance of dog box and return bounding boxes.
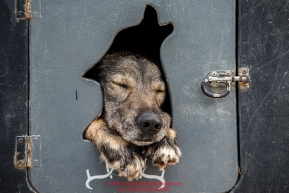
[3,1,289,193]
[12,0,237,192]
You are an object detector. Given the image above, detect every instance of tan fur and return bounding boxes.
[86,119,128,150]
[167,128,177,138]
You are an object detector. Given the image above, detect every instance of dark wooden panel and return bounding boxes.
[0,1,34,192]
[232,1,289,192]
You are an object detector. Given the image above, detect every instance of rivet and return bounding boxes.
[18,160,25,165]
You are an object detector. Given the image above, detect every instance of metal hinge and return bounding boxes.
[15,135,41,168]
[201,68,250,98]
[16,0,41,20]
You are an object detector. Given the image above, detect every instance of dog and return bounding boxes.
[85,51,181,181]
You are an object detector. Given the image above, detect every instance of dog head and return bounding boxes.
[94,52,171,146]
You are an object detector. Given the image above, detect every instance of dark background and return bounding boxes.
[1,1,289,192]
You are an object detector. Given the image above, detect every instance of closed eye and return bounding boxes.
[156,89,165,93]
[112,81,129,89]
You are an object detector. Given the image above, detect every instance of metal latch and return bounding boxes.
[16,0,42,20]
[15,135,41,168]
[201,68,250,98]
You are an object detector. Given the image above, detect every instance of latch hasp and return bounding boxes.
[201,68,250,98]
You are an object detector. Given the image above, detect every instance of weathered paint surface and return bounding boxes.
[29,1,237,192]
[0,1,34,192]
[232,1,289,193]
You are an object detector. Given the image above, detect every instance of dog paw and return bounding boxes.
[101,145,146,181]
[147,128,181,170]
[152,144,181,170]
[85,118,146,181]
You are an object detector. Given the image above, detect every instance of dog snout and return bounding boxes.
[137,112,163,134]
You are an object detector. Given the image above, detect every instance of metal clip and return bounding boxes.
[201,68,250,98]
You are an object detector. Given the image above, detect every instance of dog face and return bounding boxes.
[95,52,170,146]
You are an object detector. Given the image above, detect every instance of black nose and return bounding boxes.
[137,112,163,134]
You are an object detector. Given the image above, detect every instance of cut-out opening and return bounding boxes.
[83,5,174,139]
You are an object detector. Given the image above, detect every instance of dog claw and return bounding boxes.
[128,171,142,181]
[119,169,143,181]
[150,141,181,170]
[106,154,145,181]
[168,158,178,164]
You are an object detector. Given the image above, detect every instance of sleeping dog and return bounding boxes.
[85,51,181,181]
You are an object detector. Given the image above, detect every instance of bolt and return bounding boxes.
[242,83,248,89]
[18,160,25,165]
[34,12,38,16]
[212,71,217,76]
[18,138,23,143]
[225,71,231,76]
[242,69,248,74]
[33,138,38,141]
[212,82,218,87]
[34,160,38,163]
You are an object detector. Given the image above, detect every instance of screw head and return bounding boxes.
[18,160,25,165]
[242,69,248,74]
[17,11,24,16]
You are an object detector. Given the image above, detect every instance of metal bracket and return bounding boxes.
[16,0,42,20]
[15,135,41,168]
[238,68,250,89]
[201,68,250,98]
